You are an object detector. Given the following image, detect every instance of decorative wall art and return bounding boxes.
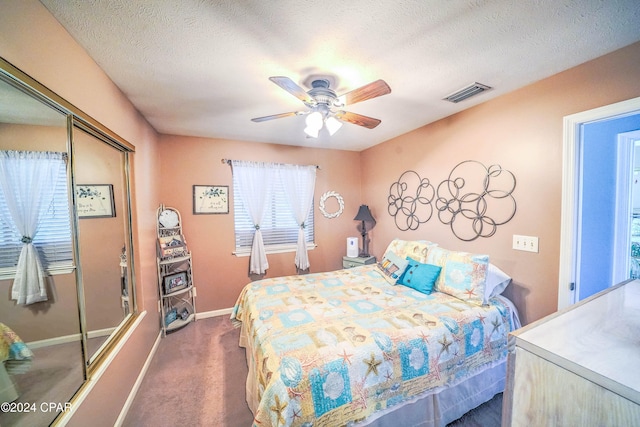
[319,191,344,219]
[76,184,115,218]
[436,160,517,241]
[193,185,229,214]
[388,161,517,241]
[388,171,435,231]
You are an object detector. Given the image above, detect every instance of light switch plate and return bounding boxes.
[513,234,539,253]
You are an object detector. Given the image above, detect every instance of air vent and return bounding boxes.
[443,82,492,103]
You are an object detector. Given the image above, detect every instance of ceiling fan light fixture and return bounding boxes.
[325,116,343,136]
[305,110,324,129]
[304,126,319,138]
[252,76,391,137]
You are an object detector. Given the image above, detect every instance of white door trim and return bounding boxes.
[612,131,640,284]
[559,96,640,310]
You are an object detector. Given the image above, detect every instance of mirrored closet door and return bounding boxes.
[0,57,138,427]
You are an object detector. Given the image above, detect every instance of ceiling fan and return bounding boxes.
[251,76,391,138]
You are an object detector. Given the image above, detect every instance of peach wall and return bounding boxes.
[361,41,640,325]
[158,135,362,311]
[1,1,161,426]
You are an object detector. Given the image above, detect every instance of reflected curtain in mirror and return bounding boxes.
[0,150,70,304]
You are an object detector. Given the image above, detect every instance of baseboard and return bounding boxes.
[195,307,233,319]
[114,329,162,427]
[27,327,116,349]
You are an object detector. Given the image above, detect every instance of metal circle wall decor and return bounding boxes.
[319,191,344,219]
[387,170,435,231]
[435,160,517,241]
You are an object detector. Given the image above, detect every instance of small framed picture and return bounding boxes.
[163,272,188,294]
[76,184,116,218]
[193,185,229,214]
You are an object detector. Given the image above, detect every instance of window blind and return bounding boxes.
[233,168,315,253]
[0,162,73,273]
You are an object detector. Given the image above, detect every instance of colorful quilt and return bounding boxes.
[231,265,516,427]
[0,323,33,375]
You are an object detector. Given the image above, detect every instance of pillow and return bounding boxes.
[397,257,442,294]
[427,246,489,306]
[383,239,437,264]
[375,250,410,284]
[484,263,512,304]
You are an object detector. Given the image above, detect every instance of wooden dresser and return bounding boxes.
[502,279,640,426]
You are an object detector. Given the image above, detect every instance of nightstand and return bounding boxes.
[343,256,376,269]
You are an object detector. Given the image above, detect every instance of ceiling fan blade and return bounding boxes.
[334,111,382,129]
[337,79,391,106]
[251,111,301,122]
[269,76,316,105]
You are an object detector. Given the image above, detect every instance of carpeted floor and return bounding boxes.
[123,316,254,427]
[1,341,85,427]
[124,316,503,426]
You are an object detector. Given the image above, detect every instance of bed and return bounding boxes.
[231,239,520,427]
[0,323,33,403]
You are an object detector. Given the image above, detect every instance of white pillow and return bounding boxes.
[484,263,512,304]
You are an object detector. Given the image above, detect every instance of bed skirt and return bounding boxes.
[357,360,505,426]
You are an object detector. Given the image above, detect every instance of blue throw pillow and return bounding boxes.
[398,257,442,294]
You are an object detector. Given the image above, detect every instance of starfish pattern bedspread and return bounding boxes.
[0,323,33,375]
[231,265,515,427]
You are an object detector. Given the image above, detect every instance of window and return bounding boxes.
[233,164,315,254]
[0,153,73,277]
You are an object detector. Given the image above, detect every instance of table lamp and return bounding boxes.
[354,205,376,257]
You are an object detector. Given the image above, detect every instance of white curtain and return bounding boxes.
[279,164,316,270]
[231,160,276,275]
[0,150,66,305]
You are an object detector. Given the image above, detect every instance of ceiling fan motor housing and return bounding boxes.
[307,79,337,107]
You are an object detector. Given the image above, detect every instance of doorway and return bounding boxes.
[559,96,640,310]
[612,131,640,285]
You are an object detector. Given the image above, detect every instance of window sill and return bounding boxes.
[0,265,76,281]
[233,243,317,257]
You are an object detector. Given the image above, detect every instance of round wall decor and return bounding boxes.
[319,191,344,219]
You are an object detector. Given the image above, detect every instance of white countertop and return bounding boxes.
[513,279,640,404]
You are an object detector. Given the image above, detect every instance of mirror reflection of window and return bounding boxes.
[0,151,73,296]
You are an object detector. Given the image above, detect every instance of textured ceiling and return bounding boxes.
[39,0,640,151]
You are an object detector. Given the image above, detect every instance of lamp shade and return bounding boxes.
[325,116,343,136]
[305,111,323,129]
[354,205,376,224]
[304,126,320,138]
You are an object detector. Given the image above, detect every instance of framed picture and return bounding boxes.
[193,185,229,214]
[76,184,116,218]
[163,271,188,294]
[157,235,187,258]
